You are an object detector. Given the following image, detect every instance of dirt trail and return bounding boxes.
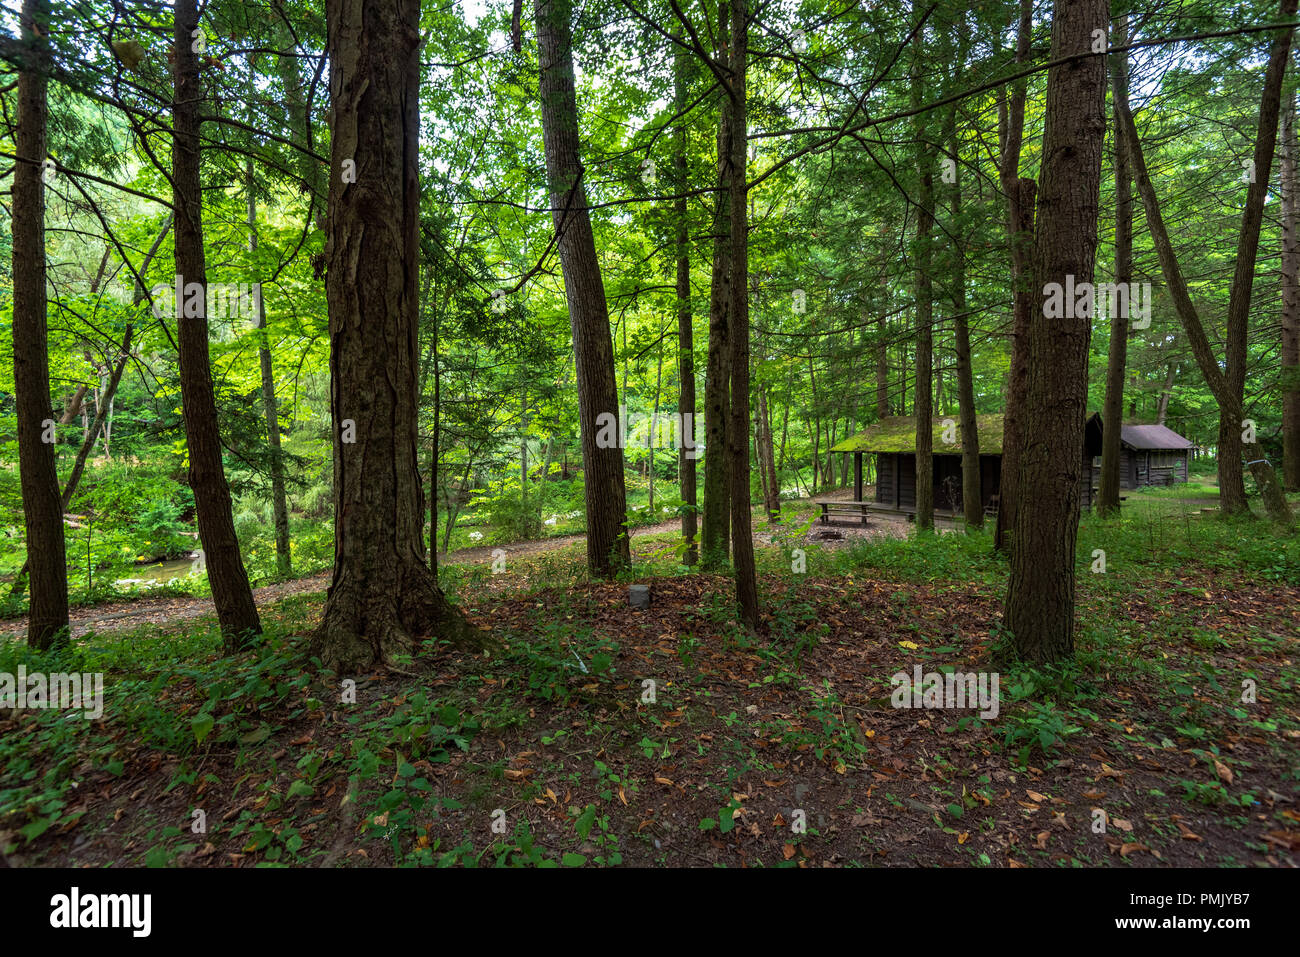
[0,519,684,641]
[0,500,933,642]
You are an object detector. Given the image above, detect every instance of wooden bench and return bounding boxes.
[819,501,964,525]
[817,501,874,525]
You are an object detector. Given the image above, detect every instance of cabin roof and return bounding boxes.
[830,412,1188,455]
[1120,423,1194,450]
[830,414,1006,454]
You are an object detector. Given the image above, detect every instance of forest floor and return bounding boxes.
[1,490,1297,868]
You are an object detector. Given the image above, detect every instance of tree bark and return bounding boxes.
[11,0,67,649]
[311,0,486,673]
[173,0,262,650]
[946,99,982,528]
[1282,90,1300,490]
[1115,0,1296,526]
[911,1,934,531]
[701,3,732,570]
[1098,14,1133,518]
[674,35,698,564]
[1004,0,1109,663]
[535,0,631,576]
[994,0,1034,552]
[727,0,758,627]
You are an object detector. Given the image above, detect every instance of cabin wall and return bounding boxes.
[876,453,895,504]
[1130,448,1189,488]
[874,452,1004,510]
[896,454,917,508]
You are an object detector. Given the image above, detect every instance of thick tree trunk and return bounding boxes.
[911,3,934,531]
[311,0,486,673]
[1098,15,1133,518]
[1004,0,1109,663]
[1116,0,1296,526]
[1282,92,1300,490]
[728,0,758,627]
[247,158,292,576]
[12,0,67,649]
[535,0,631,576]
[675,38,699,564]
[701,10,732,570]
[174,0,262,649]
[994,0,1034,552]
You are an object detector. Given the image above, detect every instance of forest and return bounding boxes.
[0,0,1297,874]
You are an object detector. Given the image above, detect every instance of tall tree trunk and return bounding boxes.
[311,0,485,672]
[247,157,292,576]
[174,0,262,648]
[946,98,982,528]
[1004,0,1109,663]
[1098,14,1133,517]
[911,2,934,531]
[11,0,67,649]
[674,35,699,564]
[430,278,441,572]
[728,0,758,627]
[1115,0,1296,526]
[701,3,732,570]
[994,0,1034,552]
[535,0,631,575]
[1282,91,1300,490]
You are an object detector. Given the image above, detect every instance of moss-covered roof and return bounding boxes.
[830,414,1006,454]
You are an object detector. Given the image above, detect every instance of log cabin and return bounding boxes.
[825,413,1192,518]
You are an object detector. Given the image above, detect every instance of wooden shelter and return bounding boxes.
[1106,423,1194,488]
[823,413,1166,519]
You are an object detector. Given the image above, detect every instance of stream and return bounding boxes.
[113,557,199,588]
